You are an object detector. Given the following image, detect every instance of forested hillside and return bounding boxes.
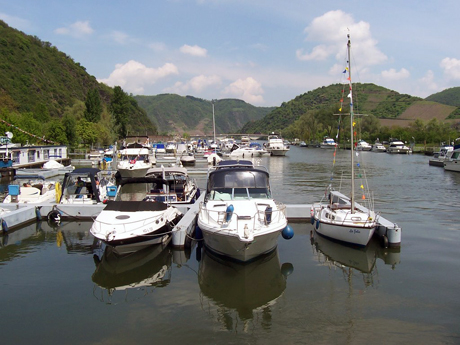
[0,20,156,146]
[134,94,274,136]
[241,83,423,134]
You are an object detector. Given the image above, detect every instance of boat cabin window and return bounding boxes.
[208,170,270,200]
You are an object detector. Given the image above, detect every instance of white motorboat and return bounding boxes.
[197,160,293,262]
[180,152,196,166]
[356,140,372,151]
[116,142,154,178]
[144,166,200,204]
[320,137,336,149]
[443,147,460,172]
[3,175,58,204]
[311,35,378,247]
[371,142,387,152]
[59,168,114,205]
[229,145,264,158]
[15,159,74,179]
[90,175,183,254]
[429,145,454,166]
[265,133,290,156]
[387,139,412,154]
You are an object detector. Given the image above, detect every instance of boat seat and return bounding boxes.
[20,187,41,197]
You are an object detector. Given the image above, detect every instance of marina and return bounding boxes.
[0,146,459,343]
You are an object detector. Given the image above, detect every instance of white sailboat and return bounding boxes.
[311,34,378,247]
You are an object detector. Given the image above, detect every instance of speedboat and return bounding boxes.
[265,134,290,156]
[429,145,454,166]
[197,160,293,262]
[144,166,200,204]
[179,152,196,166]
[371,142,387,152]
[15,160,74,179]
[116,142,154,178]
[90,176,183,254]
[356,140,372,151]
[387,139,412,154]
[59,168,114,204]
[320,137,336,149]
[3,175,58,204]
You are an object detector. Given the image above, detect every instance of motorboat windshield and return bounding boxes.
[206,168,271,200]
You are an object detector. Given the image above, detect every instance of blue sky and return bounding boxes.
[1,0,460,106]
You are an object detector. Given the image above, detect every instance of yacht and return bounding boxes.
[443,147,460,172]
[265,134,290,156]
[197,160,293,262]
[320,137,336,149]
[387,139,412,154]
[356,140,372,151]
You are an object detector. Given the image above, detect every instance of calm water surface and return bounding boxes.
[1,146,459,344]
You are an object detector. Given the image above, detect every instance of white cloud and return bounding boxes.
[180,44,208,57]
[164,74,221,93]
[418,70,438,92]
[440,57,460,80]
[222,77,264,104]
[297,10,387,67]
[381,68,410,81]
[99,60,179,94]
[54,21,94,38]
[109,30,130,44]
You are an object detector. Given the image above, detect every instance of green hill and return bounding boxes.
[134,94,274,136]
[0,20,156,145]
[241,83,460,133]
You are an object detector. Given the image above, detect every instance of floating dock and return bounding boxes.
[0,198,401,248]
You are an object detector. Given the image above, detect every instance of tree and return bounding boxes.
[46,119,68,144]
[110,86,129,138]
[84,89,102,123]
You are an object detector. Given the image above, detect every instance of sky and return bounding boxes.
[1,0,460,107]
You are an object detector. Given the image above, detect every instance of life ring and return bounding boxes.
[47,210,61,224]
[55,182,62,203]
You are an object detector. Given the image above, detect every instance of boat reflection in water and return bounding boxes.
[198,248,293,332]
[311,228,400,287]
[45,220,98,254]
[92,239,172,303]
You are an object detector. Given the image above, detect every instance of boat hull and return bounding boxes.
[90,201,183,254]
[199,226,281,262]
[444,160,460,172]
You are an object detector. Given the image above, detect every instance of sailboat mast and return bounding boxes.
[347,34,355,213]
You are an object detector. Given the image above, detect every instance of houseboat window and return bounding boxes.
[28,150,36,163]
[12,152,20,163]
[44,150,49,159]
[37,151,40,159]
[59,148,62,158]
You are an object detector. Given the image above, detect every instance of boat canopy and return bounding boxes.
[207,169,269,191]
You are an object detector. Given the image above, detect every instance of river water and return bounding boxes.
[1,146,459,344]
